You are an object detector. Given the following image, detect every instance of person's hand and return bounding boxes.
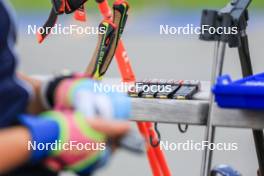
[41,76,145,154]
[55,78,131,120]
[20,110,130,175]
[58,78,145,154]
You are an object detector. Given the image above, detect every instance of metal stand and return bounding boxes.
[199,0,264,175]
[238,32,264,176]
[201,41,226,176]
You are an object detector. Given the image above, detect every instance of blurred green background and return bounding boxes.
[10,0,264,11]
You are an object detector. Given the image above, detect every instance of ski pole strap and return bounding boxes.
[37,8,58,43]
[38,0,87,43]
[74,5,87,21]
[86,1,129,79]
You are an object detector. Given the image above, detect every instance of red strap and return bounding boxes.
[74,5,87,22]
[37,8,58,43]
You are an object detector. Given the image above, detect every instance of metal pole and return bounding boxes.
[200,41,227,176]
[238,31,264,176]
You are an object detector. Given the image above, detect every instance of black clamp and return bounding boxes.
[199,0,251,48]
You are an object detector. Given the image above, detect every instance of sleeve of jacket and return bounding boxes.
[0,0,33,128]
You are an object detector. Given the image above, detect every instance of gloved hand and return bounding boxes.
[55,77,131,120]
[42,76,131,120]
[57,78,145,154]
[63,79,145,154]
[41,75,145,153]
[20,110,118,175]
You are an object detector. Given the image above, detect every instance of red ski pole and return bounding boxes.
[96,1,171,175]
[137,122,163,176]
[146,122,172,176]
